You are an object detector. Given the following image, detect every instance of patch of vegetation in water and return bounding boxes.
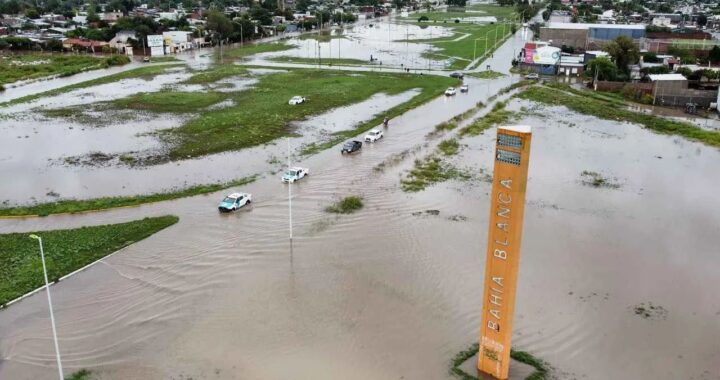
[181,64,248,84]
[0,54,130,86]
[0,176,255,217]
[460,101,513,136]
[518,84,720,148]
[449,343,550,380]
[65,369,93,380]
[108,91,228,113]
[222,42,294,59]
[580,170,620,189]
[325,196,364,214]
[401,156,471,192]
[466,70,506,79]
[438,139,461,156]
[0,216,178,307]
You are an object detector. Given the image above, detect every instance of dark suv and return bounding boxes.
[450,72,464,79]
[341,140,362,154]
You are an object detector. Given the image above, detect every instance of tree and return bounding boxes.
[542,10,550,21]
[87,3,101,23]
[25,8,40,19]
[587,57,618,81]
[447,0,467,7]
[207,10,234,38]
[709,46,720,63]
[697,14,707,27]
[0,0,21,15]
[604,35,639,75]
[676,66,692,78]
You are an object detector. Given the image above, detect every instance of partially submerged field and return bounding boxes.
[0,215,178,306]
[0,53,130,86]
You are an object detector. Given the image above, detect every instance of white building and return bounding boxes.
[162,31,194,53]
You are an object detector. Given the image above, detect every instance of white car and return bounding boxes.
[288,96,306,105]
[445,87,457,96]
[364,129,384,142]
[218,192,252,212]
[460,84,469,93]
[282,167,309,183]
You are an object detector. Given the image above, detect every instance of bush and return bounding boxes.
[418,15,429,22]
[325,196,364,214]
[105,55,131,66]
[454,19,460,23]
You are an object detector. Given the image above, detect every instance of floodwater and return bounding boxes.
[2,80,720,380]
[251,20,455,69]
[5,27,719,380]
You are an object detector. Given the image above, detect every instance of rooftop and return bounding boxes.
[545,22,646,30]
[648,73,687,81]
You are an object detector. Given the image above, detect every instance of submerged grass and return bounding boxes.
[438,139,461,155]
[460,101,512,136]
[466,70,505,79]
[0,176,255,217]
[0,54,130,86]
[181,64,248,84]
[222,42,294,59]
[109,91,228,113]
[325,196,364,214]
[0,216,178,307]
[401,156,470,192]
[519,85,720,148]
[0,64,185,107]
[65,369,93,380]
[449,343,549,380]
[268,56,369,66]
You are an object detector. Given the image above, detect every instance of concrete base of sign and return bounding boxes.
[458,353,536,380]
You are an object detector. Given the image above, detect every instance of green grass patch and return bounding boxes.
[518,85,720,148]
[65,369,93,380]
[222,42,294,59]
[0,64,185,107]
[466,70,505,79]
[325,196,364,214]
[268,56,369,66]
[0,54,130,86]
[412,22,512,66]
[0,176,255,217]
[460,101,512,136]
[108,91,228,113]
[181,64,248,84]
[146,56,180,62]
[438,139,461,155]
[0,216,178,307]
[435,121,459,131]
[155,68,456,160]
[298,31,347,42]
[449,343,549,380]
[401,156,470,192]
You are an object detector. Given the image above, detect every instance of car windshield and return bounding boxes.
[369,132,377,135]
[222,197,235,203]
[344,143,354,147]
[286,170,297,176]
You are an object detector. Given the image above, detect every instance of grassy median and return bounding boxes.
[519,84,720,148]
[0,54,130,86]
[0,176,255,217]
[0,215,178,307]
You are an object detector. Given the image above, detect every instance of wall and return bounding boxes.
[540,27,588,50]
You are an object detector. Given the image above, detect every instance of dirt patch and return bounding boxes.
[632,302,668,320]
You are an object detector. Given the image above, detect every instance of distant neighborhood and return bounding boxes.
[0,0,416,56]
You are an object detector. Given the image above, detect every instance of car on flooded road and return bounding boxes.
[288,96,306,105]
[525,73,540,80]
[449,72,464,79]
[460,84,469,93]
[341,140,362,154]
[282,167,309,183]
[218,192,252,212]
[445,87,457,96]
[364,129,384,142]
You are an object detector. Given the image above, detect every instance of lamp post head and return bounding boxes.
[29,234,40,240]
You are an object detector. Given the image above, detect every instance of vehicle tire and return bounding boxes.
[247,199,251,204]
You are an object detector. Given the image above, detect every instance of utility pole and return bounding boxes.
[287,138,293,242]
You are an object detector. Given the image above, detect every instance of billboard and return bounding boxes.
[523,46,561,65]
[478,126,532,380]
[147,35,164,48]
[150,46,165,56]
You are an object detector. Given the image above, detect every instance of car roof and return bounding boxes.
[369,129,380,133]
[226,192,248,198]
[289,166,304,171]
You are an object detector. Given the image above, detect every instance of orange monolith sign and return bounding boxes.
[478,125,532,379]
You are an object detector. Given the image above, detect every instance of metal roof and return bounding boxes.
[648,74,687,81]
[545,22,646,30]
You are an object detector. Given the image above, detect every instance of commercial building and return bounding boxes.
[540,22,646,51]
[649,74,718,107]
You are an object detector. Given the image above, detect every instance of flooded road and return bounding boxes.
[3,26,719,380]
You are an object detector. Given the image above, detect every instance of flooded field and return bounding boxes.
[249,20,454,69]
[1,88,719,380]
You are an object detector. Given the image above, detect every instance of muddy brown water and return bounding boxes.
[3,29,719,380]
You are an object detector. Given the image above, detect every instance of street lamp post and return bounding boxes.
[29,234,64,380]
